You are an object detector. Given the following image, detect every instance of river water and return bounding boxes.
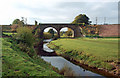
[41,39,105,77]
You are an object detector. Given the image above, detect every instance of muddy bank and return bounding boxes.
[57,54,119,78]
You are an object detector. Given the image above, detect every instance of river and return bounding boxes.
[41,39,105,77]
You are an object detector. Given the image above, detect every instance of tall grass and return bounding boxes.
[2,38,61,76]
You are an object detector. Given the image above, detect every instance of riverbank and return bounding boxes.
[2,38,62,76]
[47,38,119,77]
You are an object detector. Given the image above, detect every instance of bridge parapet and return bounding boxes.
[33,23,83,38]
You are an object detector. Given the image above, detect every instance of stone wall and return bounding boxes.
[2,24,36,32]
[98,24,120,37]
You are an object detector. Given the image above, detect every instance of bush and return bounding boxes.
[85,34,102,38]
[15,27,34,47]
[43,32,52,39]
[53,34,58,40]
[14,27,35,56]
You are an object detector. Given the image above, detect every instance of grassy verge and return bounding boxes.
[2,38,62,76]
[47,38,119,75]
[2,32,16,36]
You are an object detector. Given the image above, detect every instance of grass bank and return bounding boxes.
[47,38,119,76]
[2,38,62,77]
[3,32,16,36]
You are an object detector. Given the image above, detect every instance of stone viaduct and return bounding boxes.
[34,23,83,38]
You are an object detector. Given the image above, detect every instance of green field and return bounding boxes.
[2,38,61,76]
[48,38,119,70]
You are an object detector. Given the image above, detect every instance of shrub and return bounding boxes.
[53,34,58,40]
[15,27,34,47]
[43,32,52,39]
[14,27,35,56]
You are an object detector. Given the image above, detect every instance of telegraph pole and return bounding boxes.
[104,17,106,25]
[96,17,98,25]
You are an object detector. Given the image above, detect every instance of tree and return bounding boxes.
[12,19,20,24]
[15,26,35,56]
[60,31,65,36]
[15,27,34,47]
[21,17,27,25]
[48,29,55,38]
[65,28,73,37]
[66,31,72,36]
[72,14,90,25]
[12,19,24,26]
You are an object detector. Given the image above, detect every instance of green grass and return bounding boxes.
[2,38,62,76]
[48,38,119,70]
[0,38,2,77]
[3,32,16,36]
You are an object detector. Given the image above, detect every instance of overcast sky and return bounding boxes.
[0,0,119,25]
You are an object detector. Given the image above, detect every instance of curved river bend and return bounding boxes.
[41,39,105,77]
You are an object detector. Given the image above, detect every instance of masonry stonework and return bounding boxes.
[2,24,120,37]
[36,24,83,38]
[98,24,120,37]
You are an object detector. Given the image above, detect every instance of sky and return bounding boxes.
[0,0,119,25]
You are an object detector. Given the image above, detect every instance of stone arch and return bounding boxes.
[33,23,83,50]
[42,26,59,32]
[39,25,60,38]
[42,26,58,38]
[60,27,75,37]
[36,24,83,38]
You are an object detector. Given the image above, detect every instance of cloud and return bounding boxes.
[56,2,118,24]
[0,0,118,25]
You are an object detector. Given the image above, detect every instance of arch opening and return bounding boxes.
[60,27,74,38]
[43,27,58,39]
